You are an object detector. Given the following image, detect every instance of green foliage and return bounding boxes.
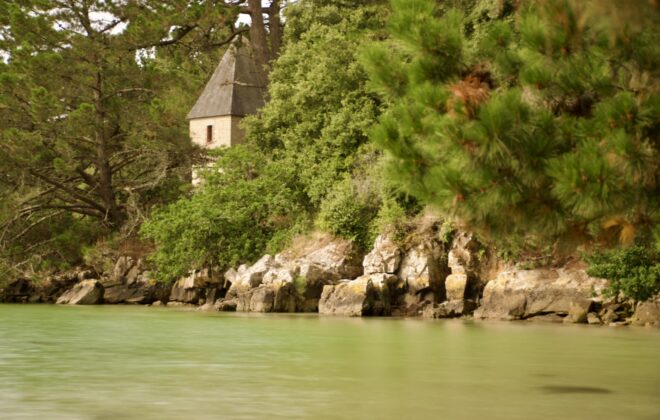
[587,247,660,302]
[364,0,659,254]
[141,146,304,281]
[243,0,387,206]
[317,176,380,249]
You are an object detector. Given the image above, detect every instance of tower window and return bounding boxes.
[206,125,213,143]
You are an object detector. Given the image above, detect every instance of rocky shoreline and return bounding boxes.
[2,228,659,328]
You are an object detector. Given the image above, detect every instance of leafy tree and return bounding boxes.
[0,0,262,277]
[363,0,659,254]
[140,145,305,281]
[244,0,388,206]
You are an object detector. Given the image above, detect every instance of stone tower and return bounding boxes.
[187,39,266,150]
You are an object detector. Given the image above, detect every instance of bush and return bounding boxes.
[317,176,380,249]
[587,246,660,302]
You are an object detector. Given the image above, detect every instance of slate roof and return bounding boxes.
[187,40,266,120]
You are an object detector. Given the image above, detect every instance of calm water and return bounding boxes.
[0,305,658,420]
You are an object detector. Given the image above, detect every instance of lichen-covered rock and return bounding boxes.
[363,235,402,275]
[56,280,104,305]
[318,274,395,317]
[397,241,449,297]
[632,299,660,327]
[474,269,607,320]
[445,274,468,301]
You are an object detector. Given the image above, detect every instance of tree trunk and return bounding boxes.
[247,0,271,83]
[94,71,123,227]
[268,1,282,60]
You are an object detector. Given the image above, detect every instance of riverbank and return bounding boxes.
[3,225,659,328]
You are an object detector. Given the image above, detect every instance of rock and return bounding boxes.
[363,234,402,275]
[237,255,275,288]
[422,299,477,319]
[215,299,237,312]
[318,274,394,317]
[263,266,298,286]
[56,280,104,305]
[169,268,221,304]
[397,241,449,297]
[273,283,297,313]
[631,299,660,327]
[151,301,163,307]
[447,232,481,276]
[563,299,592,324]
[223,267,238,289]
[526,313,565,323]
[290,239,364,287]
[249,286,275,312]
[445,274,468,301]
[474,268,607,320]
[0,279,34,303]
[445,232,484,301]
[587,312,602,325]
[112,256,135,282]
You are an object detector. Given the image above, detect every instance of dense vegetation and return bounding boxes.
[1,0,658,299]
[364,0,659,255]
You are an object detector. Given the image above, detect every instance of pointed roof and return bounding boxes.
[187,39,266,120]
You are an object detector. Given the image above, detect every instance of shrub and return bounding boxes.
[317,176,380,249]
[587,246,660,302]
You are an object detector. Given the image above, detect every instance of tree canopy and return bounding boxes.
[363,0,659,254]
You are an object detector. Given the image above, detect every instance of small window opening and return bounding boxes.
[206,125,213,143]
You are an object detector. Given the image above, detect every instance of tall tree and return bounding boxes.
[364,0,659,253]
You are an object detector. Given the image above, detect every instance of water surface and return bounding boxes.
[0,305,658,419]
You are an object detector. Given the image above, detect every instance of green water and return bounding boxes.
[0,305,658,420]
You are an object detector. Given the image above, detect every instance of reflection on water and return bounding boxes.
[0,305,659,420]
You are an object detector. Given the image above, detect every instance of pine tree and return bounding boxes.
[363,0,659,254]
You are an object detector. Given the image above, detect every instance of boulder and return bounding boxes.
[318,274,395,317]
[273,283,297,313]
[587,312,602,325]
[263,266,298,286]
[102,271,170,305]
[631,299,660,327]
[422,299,477,319]
[474,268,607,320]
[563,299,592,324]
[56,280,104,305]
[236,255,275,288]
[445,274,469,301]
[397,241,449,298]
[363,234,402,275]
[445,232,484,301]
[111,256,135,282]
[299,241,363,282]
[169,268,221,304]
[249,286,275,312]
